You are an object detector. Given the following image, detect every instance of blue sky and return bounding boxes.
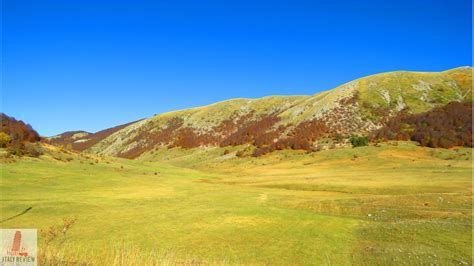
[2,0,472,136]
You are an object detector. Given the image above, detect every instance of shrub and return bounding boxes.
[23,143,44,157]
[252,146,271,157]
[349,135,369,148]
[8,147,24,156]
[0,132,12,147]
[334,134,344,142]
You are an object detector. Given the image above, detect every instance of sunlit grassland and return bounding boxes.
[0,142,472,265]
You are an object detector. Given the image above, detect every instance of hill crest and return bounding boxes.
[50,67,473,158]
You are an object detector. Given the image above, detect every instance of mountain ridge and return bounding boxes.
[47,67,472,158]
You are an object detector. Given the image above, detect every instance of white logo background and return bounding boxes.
[0,229,37,266]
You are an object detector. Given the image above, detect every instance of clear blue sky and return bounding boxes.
[2,0,472,136]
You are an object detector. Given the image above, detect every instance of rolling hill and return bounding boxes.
[0,67,472,265]
[48,66,471,158]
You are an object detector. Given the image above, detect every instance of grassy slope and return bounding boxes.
[88,96,307,155]
[1,143,472,265]
[354,67,472,113]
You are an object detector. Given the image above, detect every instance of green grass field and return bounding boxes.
[0,142,472,265]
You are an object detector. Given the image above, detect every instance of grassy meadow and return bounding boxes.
[0,142,472,265]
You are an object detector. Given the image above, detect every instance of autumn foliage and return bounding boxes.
[0,113,41,148]
[371,101,472,148]
[78,100,472,159]
[252,119,328,156]
[220,115,281,147]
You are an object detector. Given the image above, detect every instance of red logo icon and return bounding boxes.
[6,231,29,257]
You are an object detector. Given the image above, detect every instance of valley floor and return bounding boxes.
[0,142,472,265]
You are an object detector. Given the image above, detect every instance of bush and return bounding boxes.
[252,146,271,157]
[0,132,12,147]
[23,143,44,157]
[349,135,368,148]
[8,147,24,156]
[334,134,344,142]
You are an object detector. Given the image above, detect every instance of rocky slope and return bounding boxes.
[58,67,471,158]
